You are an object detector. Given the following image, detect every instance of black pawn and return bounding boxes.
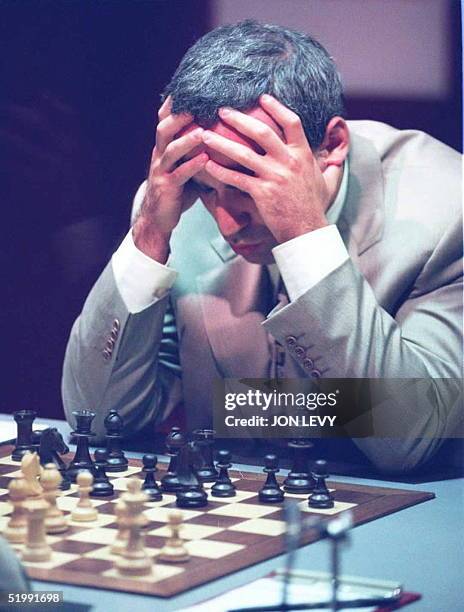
[104,409,128,472]
[12,410,37,461]
[308,460,334,509]
[283,440,316,494]
[259,454,284,503]
[193,429,218,482]
[161,427,185,492]
[67,410,96,483]
[90,449,114,497]
[142,454,162,501]
[211,450,236,498]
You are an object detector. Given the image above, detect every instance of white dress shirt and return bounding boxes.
[112,161,349,313]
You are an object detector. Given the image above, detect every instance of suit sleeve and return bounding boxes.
[61,260,182,441]
[263,216,463,473]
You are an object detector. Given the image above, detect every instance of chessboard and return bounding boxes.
[0,445,434,598]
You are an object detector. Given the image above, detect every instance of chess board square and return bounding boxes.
[0,457,21,466]
[148,523,223,540]
[207,490,257,504]
[184,539,244,559]
[22,551,77,569]
[185,513,245,528]
[4,469,22,478]
[208,502,277,519]
[145,494,177,508]
[0,465,17,475]
[144,507,202,523]
[103,564,184,583]
[229,518,286,536]
[210,529,266,546]
[333,490,377,504]
[84,545,157,561]
[203,477,239,489]
[0,516,9,531]
[57,496,107,512]
[299,500,357,515]
[107,466,141,479]
[0,501,12,516]
[144,535,166,549]
[52,540,103,555]
[68,527,121,545]
[0,477,11,489]
[60,557,113,573]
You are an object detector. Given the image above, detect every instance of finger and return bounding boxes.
[218,107,286,159]
[202,130,266,175]
[259,94,307,147]
[160,127,204,171]
[204,159,257,194]
[170,152,209,185]
[157,95,172,121]
[156,112,193,154]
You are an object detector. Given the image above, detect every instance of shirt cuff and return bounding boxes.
[111,229,178,314]
[272,225,349,301]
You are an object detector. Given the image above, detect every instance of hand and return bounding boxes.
[132,97,208,262]
[201,94,332,244]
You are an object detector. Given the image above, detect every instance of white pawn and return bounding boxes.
[158,511,190,563]
[22,497,52,562]
[115,478,152,576]
[5,476,28,543]
[71,471,98,522]
[42,464,68,534]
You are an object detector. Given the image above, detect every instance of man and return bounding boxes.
[62,21,462,473]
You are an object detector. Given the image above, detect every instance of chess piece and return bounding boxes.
[158,511,190,563]
[5,476,28,543]
[141,454,162,501]
[259,454,284,503]
[67,410,96,483]
[42,464,68,534]
[193,429,218,482]
[176,442,208,508]
[21,452,43,498]
[12,410,37,461]
[211,450,236,498]
[283,439,316,494]
[161,427,185,492]
[90,449,114,497]
[110,499,129,555]
[22,497,52,562]
[308,460,334,509]
[104,409,128,472]
[71,471,98,521]
[115,479,152,576]
[37,428,71,491]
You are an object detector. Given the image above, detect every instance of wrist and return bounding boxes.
[132,219,171,264]
[275,216,329,243]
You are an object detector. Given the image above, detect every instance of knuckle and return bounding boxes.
[287,114,301,129]
[287,155,302,172]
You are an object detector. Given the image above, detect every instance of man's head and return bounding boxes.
[164,20,345,150]
[163,21,347,264]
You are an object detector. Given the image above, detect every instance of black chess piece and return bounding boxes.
[161,427,185,492]
[308,459,334,509]
[104,409,128,472]
[12,410,37,461]
[259,454,284,503]
[283,439,316,494]
[90,449,114,497]
[211,450,236,497]
[193,429,218,482]
[176,442,208,508]
[37,428,71,491]
[141,454,162,501]
[66,410,96,483]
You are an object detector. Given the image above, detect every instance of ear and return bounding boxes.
[315,117,349,170]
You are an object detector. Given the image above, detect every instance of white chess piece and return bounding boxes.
[5,476,28,543]
[42,464,68,533]
[22,497,52,562]
[158,510,190,563]
[71,471,98,522]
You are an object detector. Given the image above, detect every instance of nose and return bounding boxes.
[214,192,252,239]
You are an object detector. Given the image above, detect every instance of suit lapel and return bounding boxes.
[197,248,273,379]
[339,131,385,257]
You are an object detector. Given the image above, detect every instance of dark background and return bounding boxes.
[0,0,461,420]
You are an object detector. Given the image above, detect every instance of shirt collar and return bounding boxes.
[326,157,349,225]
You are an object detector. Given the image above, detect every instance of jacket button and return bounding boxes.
[310,369,322,378]
[105,339,115,351]
[112,318,120,331]
[294,345,305,358]
[102,349,111,360]
[285,335,297,348]
[303,357,314,370]
[110,329,118,341]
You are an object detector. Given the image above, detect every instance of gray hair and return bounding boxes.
[163,20,345,149]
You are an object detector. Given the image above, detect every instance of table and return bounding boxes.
[1,414,463,611]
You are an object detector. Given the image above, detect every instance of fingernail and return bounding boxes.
[219,107,232,116]
[261,94,271,102]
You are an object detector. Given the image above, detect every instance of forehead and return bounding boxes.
[177,106,283,167]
